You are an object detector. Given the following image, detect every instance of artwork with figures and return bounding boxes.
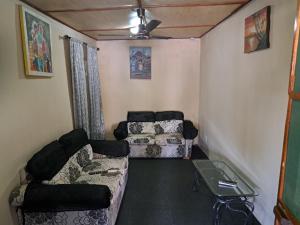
[244,6,271,53]
[130,47,151,79]
[19,6,53,76]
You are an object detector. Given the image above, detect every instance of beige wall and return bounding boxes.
[0,0,96,224]
[97,39,201,139]
[199,0,297,224]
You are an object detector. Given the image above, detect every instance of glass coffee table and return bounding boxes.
[193,160,257,225]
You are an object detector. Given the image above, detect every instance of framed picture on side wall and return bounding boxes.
[130,47,151,79]
[244,6,271,53]
[19,6,53,76]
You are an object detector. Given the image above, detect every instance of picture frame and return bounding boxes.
[130,47,151,79]
[244,6,271,53]
[19,6,53,76]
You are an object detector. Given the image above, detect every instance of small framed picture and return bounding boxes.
[19,6,53,76]
[130,47,151,79]
[244,6,271,53]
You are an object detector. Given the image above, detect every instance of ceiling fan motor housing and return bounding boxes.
[137,8,146,18]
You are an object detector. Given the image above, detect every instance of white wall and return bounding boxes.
[0,1,96,224]
[97,39,201,139]
[199,0,297,224]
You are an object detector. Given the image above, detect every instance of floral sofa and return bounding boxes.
[9,129,130,225]
[114,111,198,158]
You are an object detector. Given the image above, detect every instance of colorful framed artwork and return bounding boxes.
[19,6,53,76]
[130,47,151,79]
[244,6,271,53]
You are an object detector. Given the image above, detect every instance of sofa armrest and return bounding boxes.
[89,140,130,157]
[183,120,198,139]
[113,121,128,140]
[23,183,111,212]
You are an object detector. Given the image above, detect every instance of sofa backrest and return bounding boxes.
[58,129,89,159]
[127,111,155,122]
[25,129,89,181]
[25,141,68,181]
[155,111,184,121]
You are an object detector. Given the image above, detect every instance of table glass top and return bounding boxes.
[193,160,256,197]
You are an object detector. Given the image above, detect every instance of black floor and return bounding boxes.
[116,158,261,225]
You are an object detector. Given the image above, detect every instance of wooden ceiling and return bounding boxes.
[21,0,251,40]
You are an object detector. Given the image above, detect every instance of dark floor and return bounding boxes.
[116,149,260,225]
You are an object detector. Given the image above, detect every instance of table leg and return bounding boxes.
[193,170,201,192]
[213,197,254,225]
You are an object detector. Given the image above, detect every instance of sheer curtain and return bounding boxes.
[69,39,90,137]
[87,46,105,140]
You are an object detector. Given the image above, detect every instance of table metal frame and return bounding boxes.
[193,163,256,225]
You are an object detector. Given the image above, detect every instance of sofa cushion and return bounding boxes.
[155,133,186,145]
[127,122,155,134]
[83,157,128,174]
[127,111,155,122]
[155,111,184,121]
[26,141,67,181]
[154,120,183,134]
[126,134,155,145]
[59,129,89,158]
[44,144,93,184]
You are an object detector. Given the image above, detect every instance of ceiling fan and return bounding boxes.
[97,2,170,40]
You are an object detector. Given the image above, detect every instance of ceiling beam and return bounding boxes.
[45,1,247,13]
[199,0,252,38]
[80,25,215,32]
[20,0,96,40]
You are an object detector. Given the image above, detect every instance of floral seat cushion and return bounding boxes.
[127,122,155,134]
[155,133,185,145]
[154,120,183,134]
[125,134,155,145]
[83,156,128,174]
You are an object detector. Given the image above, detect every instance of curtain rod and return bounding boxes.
[61,35,99,51]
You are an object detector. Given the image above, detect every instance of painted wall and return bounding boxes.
[97,39,201,139]
[0,0,96,224]
[198,0,297,224]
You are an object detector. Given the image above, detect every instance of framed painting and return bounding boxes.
[19,6,53,76]
[130,47,151,79]
[244,6,271,53]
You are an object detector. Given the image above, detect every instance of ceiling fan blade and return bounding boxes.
[145,20,161,33]
[150,35,171,39]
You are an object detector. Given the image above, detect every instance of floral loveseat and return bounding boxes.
[9,129,130,225]
[114,111,198,158]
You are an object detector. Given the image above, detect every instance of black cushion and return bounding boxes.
[59,129,89,158]
[183,120,198,139]
[25,141,67,181]
[90,140,130,157]
[114,121,128,140]
[23,183,111,212]
[127,111,155,122]
[155,111,184,121]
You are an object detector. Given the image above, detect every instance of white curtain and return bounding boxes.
[69,39,90,137]
[87,47,105,140]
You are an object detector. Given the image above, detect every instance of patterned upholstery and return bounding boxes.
[154,120,183,134]
[155,133,185,145]
[115,111,197,158]
[126,134,155,145]
[126,120,192,158]
[43,144,94,185]
[10,154,129,225]
[20,173,128,225]
[127,122,155,134]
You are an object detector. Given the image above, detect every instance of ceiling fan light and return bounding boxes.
[130,26,139,35]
